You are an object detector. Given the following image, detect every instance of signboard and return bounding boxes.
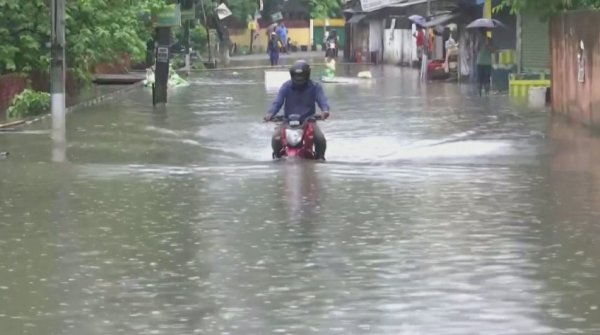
[271,11,283,22]
[152,4,181,27]
[156,47,169,63]
[359,0,404,12]
[181,4,196,21]
[216,3,232,20]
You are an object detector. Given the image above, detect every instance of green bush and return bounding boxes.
[7,89,51,120]
[190,25,208,52]
[191,62,205,70]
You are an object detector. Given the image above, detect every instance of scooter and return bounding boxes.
[269,114,324,159]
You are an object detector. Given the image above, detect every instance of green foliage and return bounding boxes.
[494,0,600,19]
[201,0,343,23]
[259,0,343,20]
[0,0,166,80]
[305,0,344,18]
[190,24,209,51]
[0,0,50,74]
[225,0,258,22]
[6,89,50,119]
[0,0,342,81]
[66,0,166,81]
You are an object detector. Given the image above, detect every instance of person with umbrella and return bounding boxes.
[413,25,426,67]
[409,15,427,67]
[476,35,494,95]
[466,18,505,95]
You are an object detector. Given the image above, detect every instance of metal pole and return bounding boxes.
[199,0,212,63]
[153,26,171,105]
[421,0,431,81]
[51,0,66,162]
[184,20,191,76]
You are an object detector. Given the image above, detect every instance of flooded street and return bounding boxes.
[1,64,600,334]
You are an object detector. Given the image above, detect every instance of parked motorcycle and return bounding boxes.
[269,114,325,159]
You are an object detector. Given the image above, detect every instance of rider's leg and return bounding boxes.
[271,125,283,158]
[313,124,327,160]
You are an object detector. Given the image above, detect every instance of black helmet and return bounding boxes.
[289,60,311,86]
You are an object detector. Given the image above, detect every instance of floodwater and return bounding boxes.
[1,63,600,335]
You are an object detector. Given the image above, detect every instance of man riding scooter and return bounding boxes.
[264,60,331,160]
[324,30,339,58]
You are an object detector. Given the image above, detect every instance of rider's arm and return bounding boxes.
[267,82,289,116]
[315,84,330,112]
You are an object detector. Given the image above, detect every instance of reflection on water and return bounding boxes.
[1,65,600,334]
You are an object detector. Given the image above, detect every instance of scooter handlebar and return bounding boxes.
[266,114,324,122]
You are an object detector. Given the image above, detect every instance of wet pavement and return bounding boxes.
[1,63,600,335]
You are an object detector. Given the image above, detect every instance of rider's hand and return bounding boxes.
[263,114,273,122]
[322,112,330,120]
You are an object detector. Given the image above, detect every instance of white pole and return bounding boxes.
[51,0,66,162]
[310,19,314,48]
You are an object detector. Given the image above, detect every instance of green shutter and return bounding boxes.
[521,14,550,72]
[337,29,345,48]
[313,26,324,47]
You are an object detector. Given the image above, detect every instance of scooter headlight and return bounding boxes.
[285,128,304,147]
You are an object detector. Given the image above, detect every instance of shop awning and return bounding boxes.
[421,12,460,28]
[356,0,438,13]
[388,0,430,9]
[347,14,367,24]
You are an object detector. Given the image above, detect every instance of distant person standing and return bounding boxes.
[267,32,280,66]
[477,36,494,95]
[277,22,288,53]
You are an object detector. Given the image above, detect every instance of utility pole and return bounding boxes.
[153,25,170,106]
[184,20,191,76]
[182,0,193,76]
[152,0,187,105]
[51,0,66,161]
[199,0,212,64]
[421,0,431,81]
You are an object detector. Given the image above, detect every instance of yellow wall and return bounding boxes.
[229,29,253,47]
[312,18,345,27]
[289,28,310,45]
[229,27,311,51]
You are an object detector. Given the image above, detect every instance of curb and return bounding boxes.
[0,81,144,130]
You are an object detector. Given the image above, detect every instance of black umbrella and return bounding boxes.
[466,18,507,29]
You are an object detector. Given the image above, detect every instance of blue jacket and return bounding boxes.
[267,39,279,54]
[268,80,330,120]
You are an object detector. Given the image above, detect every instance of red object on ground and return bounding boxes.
[427,59,449,80]
[427,59,444,72]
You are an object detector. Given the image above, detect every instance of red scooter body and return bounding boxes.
[280,121,316,159]
[271,114,323,160]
